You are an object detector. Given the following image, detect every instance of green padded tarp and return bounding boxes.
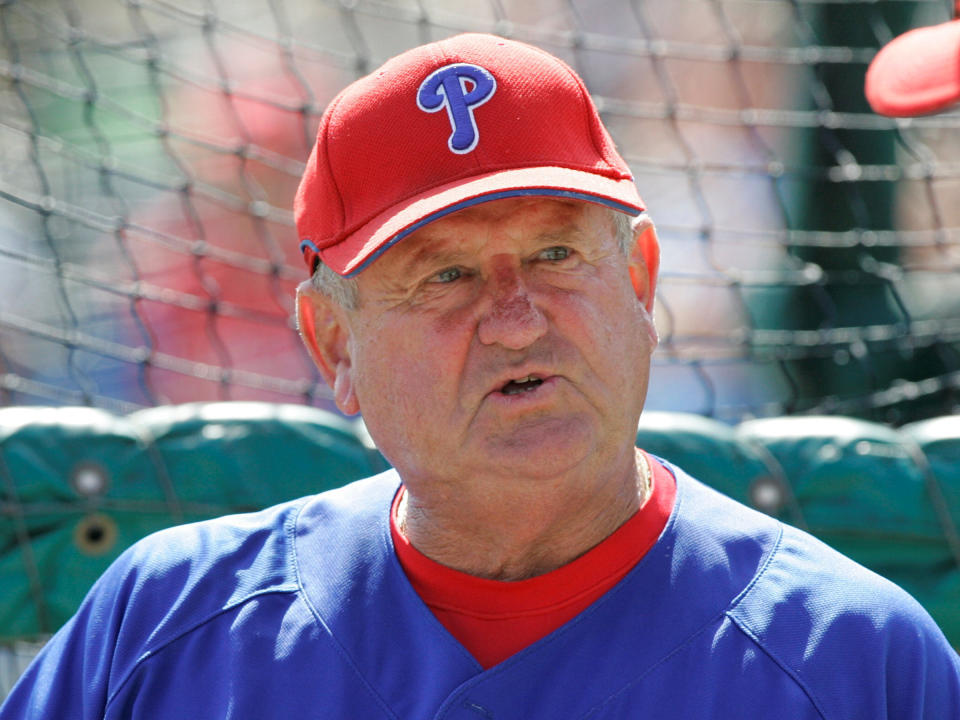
[636,412,806,528]
[739,415,960,645]
[899,416,960,646]
[0,403,388,640]
[1,403,958,650]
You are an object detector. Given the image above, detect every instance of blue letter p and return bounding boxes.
[417,63,497,154]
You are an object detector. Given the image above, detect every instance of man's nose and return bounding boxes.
[476,264,548,350]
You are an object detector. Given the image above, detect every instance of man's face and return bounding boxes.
[315,197,658,485]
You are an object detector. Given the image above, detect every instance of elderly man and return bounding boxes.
[2,33,958,720]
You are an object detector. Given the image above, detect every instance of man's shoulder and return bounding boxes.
[3,473,404,717]
[73,472,397,651]
[668,462,933,625]
[724,502,960,715]
[115,495,304,599]
[665,462,784,578]
[112,470,400,599]
[666,465,960,715]
[724,500,943,643]
[670,462,946,643]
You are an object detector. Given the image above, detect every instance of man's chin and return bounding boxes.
[477,417,598,478]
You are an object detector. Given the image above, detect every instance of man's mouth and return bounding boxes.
[500,375,545,396]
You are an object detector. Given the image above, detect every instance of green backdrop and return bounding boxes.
[1,403,957,647]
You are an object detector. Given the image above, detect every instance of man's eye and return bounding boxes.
[539,246,571,261]
[430,267,462,284]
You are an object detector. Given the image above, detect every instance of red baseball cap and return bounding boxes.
[294,33,644,277]
[865,3,960,117]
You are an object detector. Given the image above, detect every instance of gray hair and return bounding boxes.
[310,208,642,310]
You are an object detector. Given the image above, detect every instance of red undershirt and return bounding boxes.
[390,452,677,669]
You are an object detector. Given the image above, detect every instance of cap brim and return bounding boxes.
[865,18,960,117]
[318,166,645,277]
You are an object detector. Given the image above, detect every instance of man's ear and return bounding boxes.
[295,281,360,415]
[627,215,660,314]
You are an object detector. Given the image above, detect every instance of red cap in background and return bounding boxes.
[865,3,960,117]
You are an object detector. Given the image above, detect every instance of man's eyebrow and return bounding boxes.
[392,240,470,277]
[392,223,593,275]
[533,226,589,245]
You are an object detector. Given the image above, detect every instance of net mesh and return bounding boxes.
[1,0,959,423]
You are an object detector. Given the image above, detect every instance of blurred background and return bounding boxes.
[1,0,958,423]
[2,0,960,696]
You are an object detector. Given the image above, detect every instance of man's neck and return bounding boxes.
[395,447,650,581]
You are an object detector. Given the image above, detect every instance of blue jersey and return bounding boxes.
[3,464,958,719]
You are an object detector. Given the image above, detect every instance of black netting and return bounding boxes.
[1,0,958,421]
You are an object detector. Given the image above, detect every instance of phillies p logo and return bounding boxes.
[417,63,497,154]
